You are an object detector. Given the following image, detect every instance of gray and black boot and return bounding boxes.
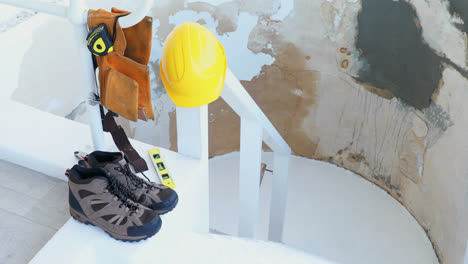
[66,165,162,241]
[84,151,178,215]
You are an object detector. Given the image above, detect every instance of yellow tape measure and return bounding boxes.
[148,148,176,189]
[86,24,114,56]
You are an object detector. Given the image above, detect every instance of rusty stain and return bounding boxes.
[340,47,347,53]
[431,78,445,102]
[347,52,351,56]
[319,153,404,200]
[341,59,349,69]
[306,56,311,60]
[347,152,365,163]
[360,82,395,100]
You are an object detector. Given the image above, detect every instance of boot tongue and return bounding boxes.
[113,151,127,165]
[106,153,130,181]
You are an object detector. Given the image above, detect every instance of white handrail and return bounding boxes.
[0,0,68,18]
[221,69,291,154]
[0,0,153,28]
[119,0,153,28]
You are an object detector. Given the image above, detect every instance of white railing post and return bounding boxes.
[464,240,468,264]
[222,68,292,240]
[176,105,209,233]
[68,0,106,150]
[269,152,291,242]
[176,106,209,160]
[238,118,263,238]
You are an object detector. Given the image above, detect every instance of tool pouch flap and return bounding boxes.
[100,52,155,120]
[103,69,139,122]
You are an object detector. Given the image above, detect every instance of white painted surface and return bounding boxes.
[268,152,290,242]
[176,105,209,233]
[0,0,67,18]
[209,152,439,264]
[73,23,105,150]
[176,106,209,161]
[238,118,263,238]
[32,230,327,264]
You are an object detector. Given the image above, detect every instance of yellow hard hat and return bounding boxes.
[160,22,227,108]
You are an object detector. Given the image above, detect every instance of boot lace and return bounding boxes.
[116,164,156,194]
[107,175,139,215]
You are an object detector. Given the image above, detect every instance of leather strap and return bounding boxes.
[100,106,149,171]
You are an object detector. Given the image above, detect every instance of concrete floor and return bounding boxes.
[0,160,69,264]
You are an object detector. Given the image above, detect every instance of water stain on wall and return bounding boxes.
[355,0,444,110]
[207,1,320,158]
[208,41,319,157]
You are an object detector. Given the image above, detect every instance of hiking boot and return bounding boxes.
[84,151,178,214]
[66,165,162,242]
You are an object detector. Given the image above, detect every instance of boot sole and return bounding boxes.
[70,207,161,242]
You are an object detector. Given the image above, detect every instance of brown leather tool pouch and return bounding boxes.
[102,69,139,121]
[88,8,154,121]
